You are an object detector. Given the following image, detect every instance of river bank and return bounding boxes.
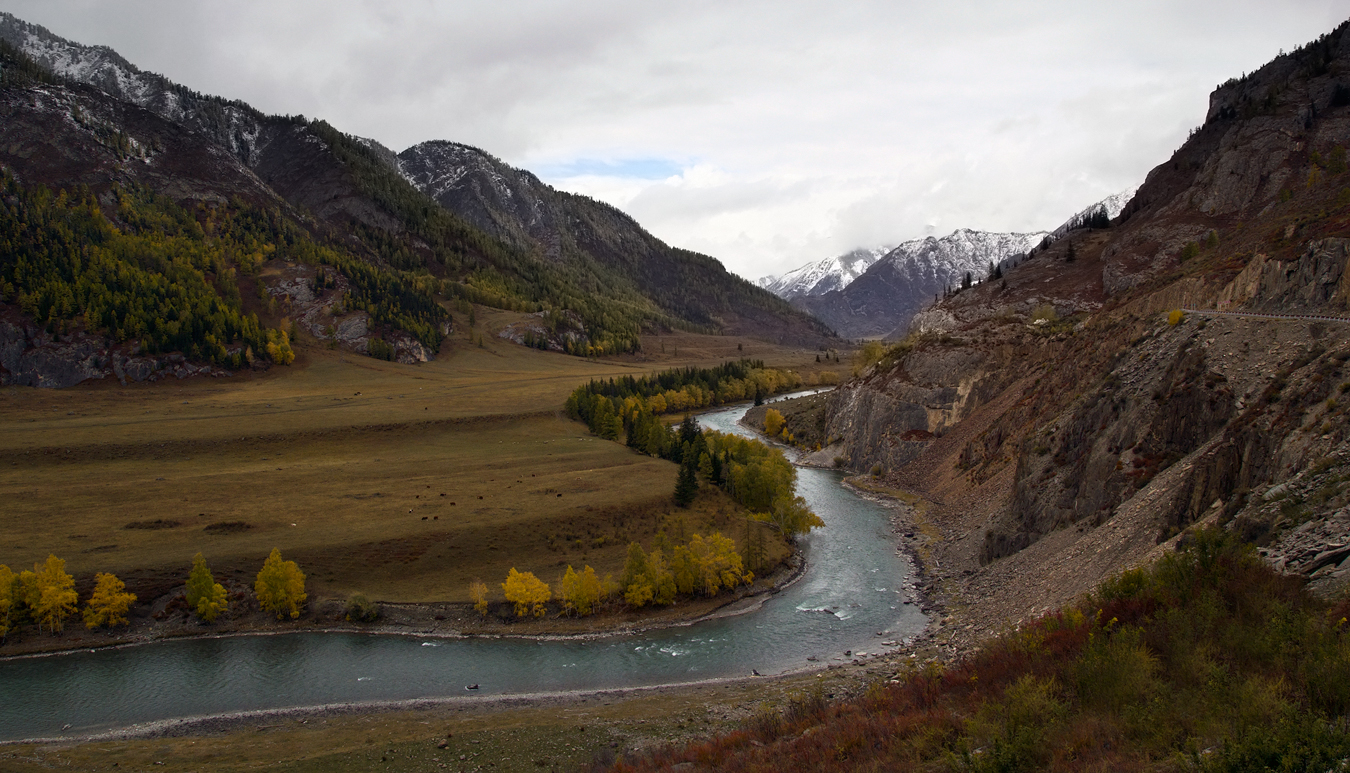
[0,553,808,661]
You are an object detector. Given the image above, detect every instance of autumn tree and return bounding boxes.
[254,548,307,620]
[687,532,751,596]
[763,408,786,438]
[33,555,77,633]
[186,552,228,623]
[761,493,826,539]
[559,565,605,616]
[83,573,136,629]
[469,580,489,616]
[502,568,550,617]
[0,565,12,639]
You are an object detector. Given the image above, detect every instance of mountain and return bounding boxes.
[1048,186,1137,240]
[394,140,824,342]
[756,246,893,300]
[789,228,1048,338]
[758,189,1136,340]
[803,21,1350,654]
[0,13,830,387]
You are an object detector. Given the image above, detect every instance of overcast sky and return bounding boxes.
[3,1,1348,280]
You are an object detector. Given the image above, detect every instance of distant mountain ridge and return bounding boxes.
[0,10,831,385]
[757,190,1135,338]
[756,246,893,300]
[784,228,1049,338]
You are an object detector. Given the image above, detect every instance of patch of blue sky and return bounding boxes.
[535,157,685,180]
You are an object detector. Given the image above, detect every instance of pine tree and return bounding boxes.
[673,456,699,507]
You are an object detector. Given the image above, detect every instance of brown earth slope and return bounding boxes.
[801,23,1350,651]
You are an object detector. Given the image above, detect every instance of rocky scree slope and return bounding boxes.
[810,23,1350,646]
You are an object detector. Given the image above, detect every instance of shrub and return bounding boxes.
[1031,304,1057,324]
[344,593,380,623]
[1168,309,1186,325]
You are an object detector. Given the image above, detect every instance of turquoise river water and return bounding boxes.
[0,395,924,741]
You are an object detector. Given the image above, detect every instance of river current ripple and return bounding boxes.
[0,396,924,741]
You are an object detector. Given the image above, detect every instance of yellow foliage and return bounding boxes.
[559,565,605,616]
[502,568,551,617]
[83,572,136,629]
[855,340,886,372]
[33,554,77,633]
[687,532,751,596]
[186,552,228,623]
[763,408,785,438]
[469,580,489,616]
[254,548,307,619]
[1168,309,1185,326]
[0,565,12,639]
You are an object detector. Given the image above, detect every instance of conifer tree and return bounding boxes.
[674,456,699,507]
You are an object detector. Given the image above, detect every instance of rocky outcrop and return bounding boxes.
[0,315,232,387]
[263,263,446,365]
[819,23,1350,615]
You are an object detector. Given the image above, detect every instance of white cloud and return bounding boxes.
[3,0,1348,280]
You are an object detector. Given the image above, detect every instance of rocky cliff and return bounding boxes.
[807,24,1350,637]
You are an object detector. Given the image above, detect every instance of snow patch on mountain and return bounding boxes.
[757,246,892,300]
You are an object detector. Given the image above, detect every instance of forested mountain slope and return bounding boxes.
[0,13,830,387]
[810,21,1350,646]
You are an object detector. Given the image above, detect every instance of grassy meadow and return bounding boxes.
[0,311,833,607]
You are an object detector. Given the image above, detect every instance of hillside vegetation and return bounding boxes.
[614,532,1350,772]
[0,22,832,385]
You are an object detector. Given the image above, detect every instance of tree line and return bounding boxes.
[0,177,296,367]
[473,528,754,620]
[568,363,823,538]
[566,359,803,439]
[0,548,308,639]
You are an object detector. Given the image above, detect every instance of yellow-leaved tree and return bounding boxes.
[83,572,136,629]
[763,408,786,438]
[687,532,751,596]
[558,565,605,617]
[501,568,550,617]
[186,552,229,623]
[620,543,676,608]
[0,564,12,639]
[33,554,77,633]
[469,580,489,616]
[254,548,307,619]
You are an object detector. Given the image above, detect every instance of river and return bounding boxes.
[0,396,924,742]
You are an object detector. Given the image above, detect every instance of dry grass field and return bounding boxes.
[0,312,835,606]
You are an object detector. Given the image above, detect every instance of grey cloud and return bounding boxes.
[2,0,1348,278]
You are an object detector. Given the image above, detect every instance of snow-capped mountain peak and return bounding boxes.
[757,245,893,300]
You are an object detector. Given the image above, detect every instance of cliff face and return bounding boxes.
[817,24,1350,619]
